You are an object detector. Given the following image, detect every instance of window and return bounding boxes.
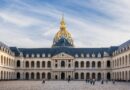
[92,61,95,68]
[42,61,45,67]
[81,73,84,79]
[86,61,90,67]
[42,54,45,57]
[31,61,34,68]
[107,60,111,67]
[61,61,65,67]
[47,61,51,68]
[81,61,84,68]
[37,61,40,68]
[25,61,29,68]
[68,64,71,68]
[75,73,79,79]
[97,61,101,68]
[75,61,78,68]
[17,60,20,67]
[75,54,78,58]
[37,54,40,58]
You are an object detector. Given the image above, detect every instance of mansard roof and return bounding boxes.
[0,41,10,50]
[9,46,118,58]
[118,40,130,50]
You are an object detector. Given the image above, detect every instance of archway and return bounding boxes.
[107,72,111,80]
[47,73,51,79]
[17,72,20,79]
[97,73,101,80]
[37,72,40,79]
[31,73,34,79]
[25,72,29,80]
[86,73,90,79]
[75,73,78,79]
[92,73,95,79]
[61,72,65,80]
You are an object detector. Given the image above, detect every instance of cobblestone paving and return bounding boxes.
[0,81,130,90]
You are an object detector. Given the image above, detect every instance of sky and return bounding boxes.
[0,0,130,48]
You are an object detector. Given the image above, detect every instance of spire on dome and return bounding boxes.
[60,14,66,31]
[52,15,74,48]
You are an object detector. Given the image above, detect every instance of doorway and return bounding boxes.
[61,72,65,80]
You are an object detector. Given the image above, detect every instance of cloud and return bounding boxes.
[0,0,130,48]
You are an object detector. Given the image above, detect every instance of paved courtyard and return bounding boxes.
[0,80,130,90]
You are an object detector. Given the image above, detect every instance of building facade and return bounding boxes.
[0,17,130,81]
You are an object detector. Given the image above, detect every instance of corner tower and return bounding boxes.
[52,16,74,47]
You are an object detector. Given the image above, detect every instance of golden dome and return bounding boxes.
[52,16,74,47]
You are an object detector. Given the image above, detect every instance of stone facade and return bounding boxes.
[0,18,130,81]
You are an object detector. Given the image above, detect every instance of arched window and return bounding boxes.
[25,72,29,79]
[81,61,84,68]
[107,72,111,80]
[42,72,45,79]
[47,72,51,79]
[47,61,51,68]
[25,61,29,68]
[17,60,20,67]
[37,61,40,68]
[92,61,95,68]
[1,55,3,64]
[17,72,20,79]
[31,72,34,79]
[75,73,79,79]
[42,61,45,67]
[97,61,101,68]
[122,56,124,65]
[61,61,65,67]
[75,61,78,68]
[92,73,95,79]
[1,71,3,79]
[97,73,101,80]
[36,72,40,79]
[81,73,84,79]
[31,61,34,68]
[86,73,90,79]
[86,61,90,67]
[125,55,127,65]
[107,60,111,67]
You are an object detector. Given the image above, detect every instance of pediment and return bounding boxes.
[52,52,74,59]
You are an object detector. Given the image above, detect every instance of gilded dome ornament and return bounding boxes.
[52,15,74,47]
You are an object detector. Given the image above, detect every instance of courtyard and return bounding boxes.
[0,81,129,90]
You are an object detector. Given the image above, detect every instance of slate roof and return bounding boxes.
[9,46,118,58]
[0,41,11,51]
[118,40,130,50]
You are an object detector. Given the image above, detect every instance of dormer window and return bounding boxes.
[81,53,84,58]
[97,53,101,58]
[31,54,34,58]
[104,52,109,57]
[92,53,95,58]
[20,52,23,57]
[26,54,29,58]
[48,54,51,57]
[37,54,40,58]
[42,54,45,57]
[75,54,78,58]
[86,54,90,58]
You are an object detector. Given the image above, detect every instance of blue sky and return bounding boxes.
[0,0,130,48]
